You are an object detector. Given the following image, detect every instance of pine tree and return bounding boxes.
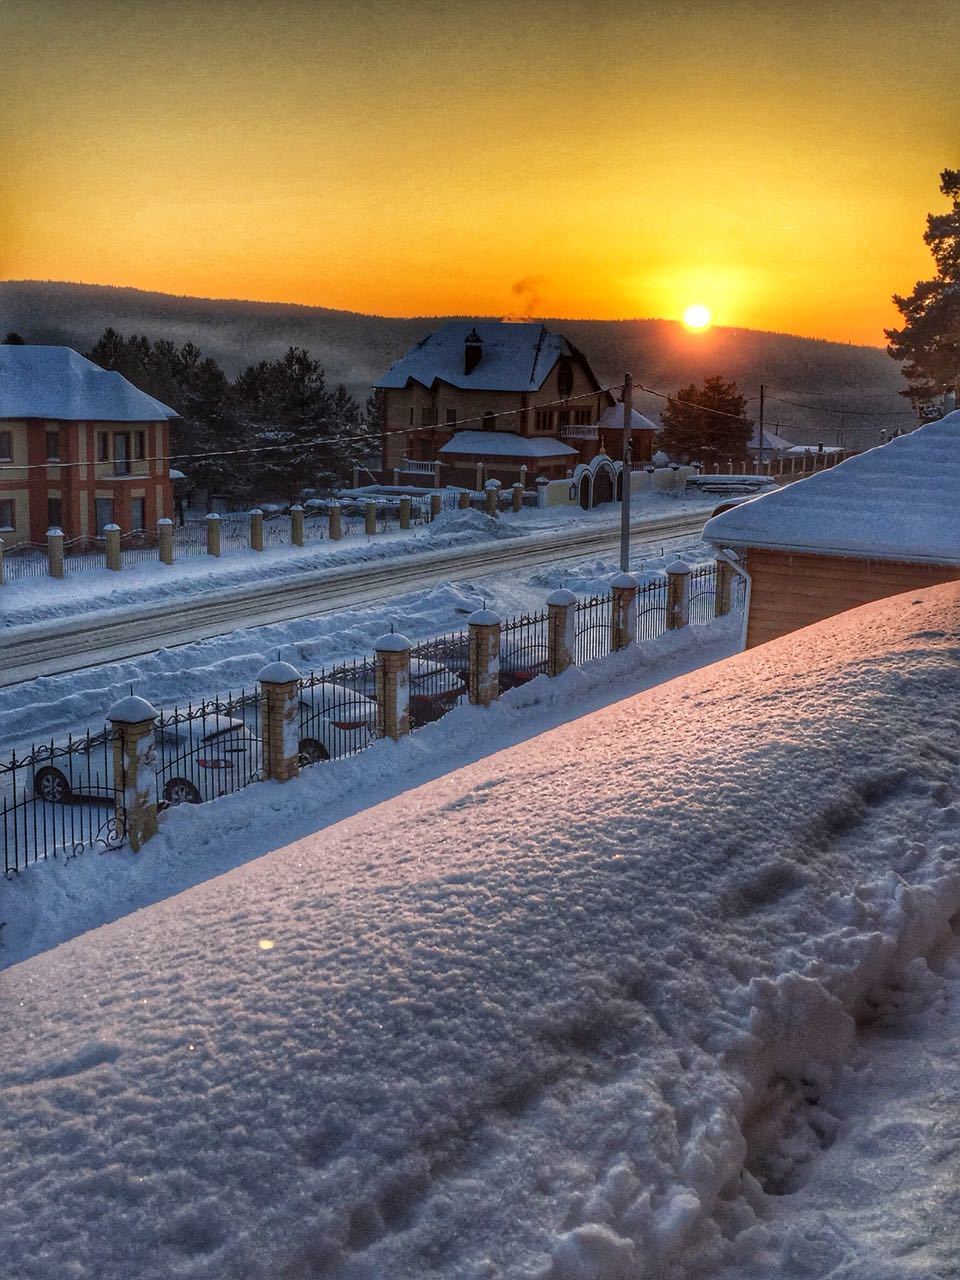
[886,169,960,412]
[3,332,25,344]
[658,375,753,464]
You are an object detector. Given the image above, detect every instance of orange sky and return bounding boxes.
[1,0,957,345]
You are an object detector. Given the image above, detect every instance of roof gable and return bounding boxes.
[704,410,960,565]
[0,345,179,422]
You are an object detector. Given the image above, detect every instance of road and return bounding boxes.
[0,511,708,687]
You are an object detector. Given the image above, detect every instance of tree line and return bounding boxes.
[84,329,380,502]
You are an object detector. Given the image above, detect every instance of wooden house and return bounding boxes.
[703,409,960,648]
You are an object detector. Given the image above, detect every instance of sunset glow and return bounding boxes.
[0,0,957,344]
[682,305,713,333]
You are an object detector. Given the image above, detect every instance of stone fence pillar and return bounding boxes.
[206,511,221,557]
[290,505,305,547]
[520,464,528,489]
[399,495,411,529]
[484,483,499,516]
[457,490,471,510]
[0,537,5,586]
[536,476,549,508]
[468,609,501,706]
[158,517,174,565]
[365,499,377,535]
[511,482,524,513]
[351,464,360,489]
[393,466,401,486]
[108,695,159,852]
[715,556,734,616]
[547,588,577,676]
[611,572,639,649]
[328,501,342,540]
[47,527,65,579]
[249,508,264,552]
[475,462,484,493]
[258,660,301,782]
[375,634,412,740]
[430,492,443,521]
[104,523,121,571]
[666,560,691,630]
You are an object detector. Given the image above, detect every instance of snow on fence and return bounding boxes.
[2,541,48,582]
[1,561,737,876]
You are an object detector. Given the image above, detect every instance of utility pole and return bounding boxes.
[619,372,633,572]
[757,383,765,472]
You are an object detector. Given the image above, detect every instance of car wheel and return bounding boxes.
[299,738,330,765]
[35,767,72,805]
[163,778,202,806]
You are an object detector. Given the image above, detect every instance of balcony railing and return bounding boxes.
[559,424,600,440]
[400,458,441,474]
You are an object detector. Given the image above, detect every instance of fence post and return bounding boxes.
[457,490,471,509]
[484,483,499,516]
[475,462,484,492]
[0,537,4,586]
[714,556,733,616]
[430,492,443,521]
[520,464,527,489]
[666,560,691,630]
[536,476,549,508]
[375,634,412,740]
[258,660,301,782]
[468,609,501,706]
[158,517,174,565]
[511,482,524,513]
[352,464,360,489]
[364,499,377,535]
[399,495,411,529]
[104,523,121,571]
[206,511,221,557]
[249,508,264,552]
[611,572,639,649]
[290,504,305,547]
[328,501,342,540]
[547,588,577,676]
[47,527,65,579]
[108,695,159,852]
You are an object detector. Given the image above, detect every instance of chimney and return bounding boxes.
[464,328,483,375]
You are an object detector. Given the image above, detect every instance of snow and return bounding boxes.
[374,633,413,652]
[0,345,178,422]
[466,608,501,625]
[438,431,579,458]
[376,321,578,392]
[704,410,960,563]
[597,404,658,433]
[106,694,159,723]
[257,660,301,684]
[3,584,960,1279]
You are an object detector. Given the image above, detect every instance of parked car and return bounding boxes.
[408,659,466,726]
[298,681,377,763]
[499,642,550,690]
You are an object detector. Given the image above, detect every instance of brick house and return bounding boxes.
[704,408,960,648]
[374,321,656,489]
[0,345,179,545]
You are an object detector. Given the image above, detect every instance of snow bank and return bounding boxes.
[5,584,960,1279]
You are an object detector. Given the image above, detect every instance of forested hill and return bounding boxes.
[1,279,910,448]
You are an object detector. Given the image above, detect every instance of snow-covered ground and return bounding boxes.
[3,582,960,1280]
[0,536,713,757]
[0,491,716,629]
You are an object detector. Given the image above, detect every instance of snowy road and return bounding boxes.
[0,511,706,686]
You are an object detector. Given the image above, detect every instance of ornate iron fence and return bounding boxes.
[575,593,613,664]
[64,536,106,573]
[173,522,209,558]
[637,578,668,640]
[1,730,126,876]
[499,609,549,692]
[688,564,717,626]
[218,517,249,554]
[2,542,48,581]
[264,513,291,547]
[154,691,263,809]
[119,530,161,567]
[298,659,380,763]
[408,631,470,727]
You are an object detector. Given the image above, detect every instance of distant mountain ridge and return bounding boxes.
[0,280,911,448]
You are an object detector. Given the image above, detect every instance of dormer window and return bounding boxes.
[557,356,573,397]
[464,329,483,375]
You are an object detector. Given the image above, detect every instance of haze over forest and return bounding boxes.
[0,280,912,449]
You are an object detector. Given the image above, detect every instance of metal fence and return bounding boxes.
[408,630,470,728]
[64,536,106,573]
[1,730,126,876]
[575,593,613,664]
[119,530,161,567]
[173,522,209,558]
[637,578,668,640]
[154,690,264,808]
[688,564,717,627]
[499,609,549,693]
[2,542,48,582]
[298,659,380,761]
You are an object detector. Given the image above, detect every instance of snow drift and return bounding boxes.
[3,581,960,1279]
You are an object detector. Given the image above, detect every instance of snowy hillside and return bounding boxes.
[3,581,960,1279]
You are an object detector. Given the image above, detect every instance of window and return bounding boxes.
[0,431,11,460]
[45,429,61,461]
[0,498,13,530]
[131,497,146,532]
[574,409,591,425]
[47,497,62,530]
[557,356,573,397]
[135,430,146,461]
[95,498,114,534]
[446,409,458,425]
[534,410,553,433]
[556,410,570,428]
[97,432,109,462]
[409,407,414,426]
[113,432,131,475]
[421,407,438,428]
[482,412,496,432]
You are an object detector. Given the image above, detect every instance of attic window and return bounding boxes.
[482,412,496,432]
[557,356,573,397]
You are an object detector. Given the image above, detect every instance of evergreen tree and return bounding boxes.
[3,332,25,344]
[886,169,960,412]
[658,375,753,463]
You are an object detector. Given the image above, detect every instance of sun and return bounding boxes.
[682,303,712,332]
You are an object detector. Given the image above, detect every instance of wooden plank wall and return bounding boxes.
[744,548,960,648]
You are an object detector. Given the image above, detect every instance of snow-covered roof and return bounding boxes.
[0,345,178,422]
[438,430,578,458]
[746,424,796,453]
[4,581,960,1277]
[704,410,960,564]
[597,404,658,432]
[376,321,591,392]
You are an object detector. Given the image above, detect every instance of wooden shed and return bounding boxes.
[703,409,960,649]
